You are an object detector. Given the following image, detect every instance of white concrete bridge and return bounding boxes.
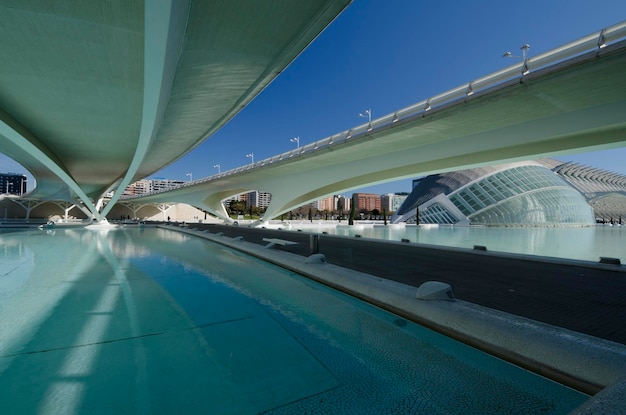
[125,22,626,224]
[0,1,351,221]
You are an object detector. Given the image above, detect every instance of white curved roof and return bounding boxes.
[0,1,350,217]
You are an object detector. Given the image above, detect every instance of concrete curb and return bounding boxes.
[569,377,626,414]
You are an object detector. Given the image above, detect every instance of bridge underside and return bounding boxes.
[131,42,626,223]
[0,1,350,220]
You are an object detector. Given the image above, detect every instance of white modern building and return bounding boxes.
[392,160,610,226]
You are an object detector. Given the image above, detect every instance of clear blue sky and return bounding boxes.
[2,1,626,195]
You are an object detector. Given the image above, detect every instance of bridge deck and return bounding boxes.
[187,223,626,346]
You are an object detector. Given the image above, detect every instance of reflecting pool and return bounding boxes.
[282,222,625,263]
[0,227,588,414]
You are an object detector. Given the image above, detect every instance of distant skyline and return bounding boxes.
[1,1,626,196]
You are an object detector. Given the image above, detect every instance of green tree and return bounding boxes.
[349,194,356,225]
[228,200,246,217]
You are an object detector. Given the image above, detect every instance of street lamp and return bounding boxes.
[246,153,254,163]
[358,108,372,130]
[213,164,221,173]
[186,173,192,181]
[502,44,530,75]
[290,136,300,148]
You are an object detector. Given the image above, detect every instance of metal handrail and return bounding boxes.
[122,21,626,200]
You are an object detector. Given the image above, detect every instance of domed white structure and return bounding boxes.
[391,159,618,226]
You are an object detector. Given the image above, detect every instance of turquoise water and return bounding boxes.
[0,227,588,414]
[286,222,626,263]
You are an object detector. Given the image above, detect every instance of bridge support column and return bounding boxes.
[157,203,174,221]
[9,198,43,220]
[51,201,79,221]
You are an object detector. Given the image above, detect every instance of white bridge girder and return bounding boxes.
[127,41,626,224]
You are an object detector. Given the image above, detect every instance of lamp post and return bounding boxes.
[186,172,192,181]
[213,164,221,173]
[246,153,254,163]
[290,136,300,148]
[502,44,530,75]
[358,109,372,130]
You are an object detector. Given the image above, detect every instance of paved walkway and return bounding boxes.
[187,223,626,345]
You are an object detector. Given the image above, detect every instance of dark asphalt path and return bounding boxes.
[185,223,626,345]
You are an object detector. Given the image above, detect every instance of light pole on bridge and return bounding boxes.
[186,172,192,182]
[246,153,254,164]
[358,108,372,130]
[290,136,300,149]
[502,44,531,75]
[213,164,221,173]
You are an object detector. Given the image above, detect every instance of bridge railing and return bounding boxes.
[123,20,626,200]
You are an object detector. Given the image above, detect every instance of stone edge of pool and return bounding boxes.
[161,225,626,414]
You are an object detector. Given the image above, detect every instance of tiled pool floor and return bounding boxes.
[0,228,588,414]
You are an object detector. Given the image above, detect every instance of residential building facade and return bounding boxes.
[0,173,27,196]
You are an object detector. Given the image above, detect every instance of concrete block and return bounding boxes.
[306,254,327,264]
[416,281,455,301]
[599,257,621,265]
